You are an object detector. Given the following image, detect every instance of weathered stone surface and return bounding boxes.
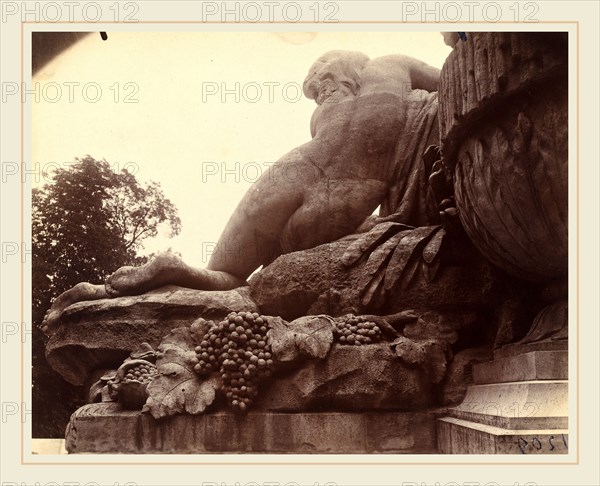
[253,343,434,412]
[453,87,568,281]
[438,375,569,454]
[519,299,568,344]
[473,350,568,385]
[250,237,359,320]
[394,311,482,385]
[250,236,499,321]
[439,32,568,155]
[438,417,568,454]
[440,32,568,283]
[494,339,568,360]
[438,333,569,454]
[449,380,568,430]
[46,286,257,385]
[440,347,493,405]
[66,402,439,453]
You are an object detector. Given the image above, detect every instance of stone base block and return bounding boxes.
[438,344,569,454]
[66,403,440,454]
[448,380,567,430]
[494,340,567,360]
[437,417,568,454]
[473,350,567,384]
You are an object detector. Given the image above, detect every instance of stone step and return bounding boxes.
[66,403,440,454]
[473,350,568,384]
[447,408,567,430]
[450,380,567,430]
[493,340,567,360]
[437,417,568,454]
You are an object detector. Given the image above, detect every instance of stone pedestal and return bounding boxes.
[66,403,440,454]
[437,345,568,454]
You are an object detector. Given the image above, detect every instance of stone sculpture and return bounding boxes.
[43,37,569,453]
[42,50,443,333]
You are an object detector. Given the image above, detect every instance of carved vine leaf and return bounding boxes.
[360,267,387,308]
[391,335,428,365]
[402,311,474,345]
[422,228,445,264]
[422,227,446,281]
[363,231,410,276]
[383,225,441,291]
[344,224,446,309]
[358,231,410,307]
[267,315,335,362]
[129,342,158,362]
[392,335,450,384]
[190,317,214,344]
[143,327,220,419]
[341,222,411,267]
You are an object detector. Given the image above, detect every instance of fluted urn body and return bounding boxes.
[439,32,568,283]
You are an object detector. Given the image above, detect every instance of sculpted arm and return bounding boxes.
[360,54,440,94]
[408,57,441,92]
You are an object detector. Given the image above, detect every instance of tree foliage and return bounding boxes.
[32,155,181,437]
[33,156,181,308]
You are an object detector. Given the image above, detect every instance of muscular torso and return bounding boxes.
[303,91,407,179]
[208,54,437,279]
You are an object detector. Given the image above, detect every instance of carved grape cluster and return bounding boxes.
[191,311,275,413]
[121,362,157,385]
[334,315,382,345]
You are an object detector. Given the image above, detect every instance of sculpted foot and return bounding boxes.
[41,283,108,336]
[105,252,187,297]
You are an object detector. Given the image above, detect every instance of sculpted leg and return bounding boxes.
[43,254,247,332]
[105,252,247,297]
[42,282,108,334]
[43,153,306,326]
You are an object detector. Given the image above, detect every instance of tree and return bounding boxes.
[32,155,181,437]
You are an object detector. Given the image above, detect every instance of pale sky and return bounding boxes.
[33,32,451,267]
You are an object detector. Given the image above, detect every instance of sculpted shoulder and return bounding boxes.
[304,51,440,139]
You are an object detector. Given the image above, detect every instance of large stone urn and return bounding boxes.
[438,32,568,342]
[435,33,569,453]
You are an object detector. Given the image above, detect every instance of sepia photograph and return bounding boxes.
[30,29,570,456]
[2,1,599,485]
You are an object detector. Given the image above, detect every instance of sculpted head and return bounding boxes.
[303,50,370,105]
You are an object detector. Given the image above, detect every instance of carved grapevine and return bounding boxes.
[107,305,469,418]
[143,327,221,419]
[342,222,448,308]
[141,312,337,418]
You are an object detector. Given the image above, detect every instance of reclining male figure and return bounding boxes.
[42,50,440,334]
